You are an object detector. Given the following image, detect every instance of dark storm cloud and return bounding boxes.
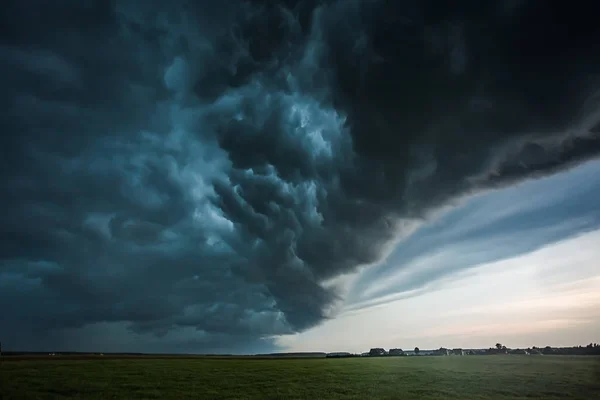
[1,0,599,352]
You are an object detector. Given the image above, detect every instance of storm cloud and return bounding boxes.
[1,0,599,352]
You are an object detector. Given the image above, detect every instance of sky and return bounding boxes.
[1,0,599,354]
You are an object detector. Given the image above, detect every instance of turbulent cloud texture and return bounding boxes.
[1,0,599,352]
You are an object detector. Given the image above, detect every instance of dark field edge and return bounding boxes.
[3,354,600,362]
[0,354,328,362]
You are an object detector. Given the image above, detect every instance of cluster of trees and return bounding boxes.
[482,343,509,354]
[368,348,388,356]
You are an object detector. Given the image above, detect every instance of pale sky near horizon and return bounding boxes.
[277,233,600,352]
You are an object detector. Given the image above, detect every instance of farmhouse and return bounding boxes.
[432,348,450,356]
[369,348,387,356]
[388,348,405,356]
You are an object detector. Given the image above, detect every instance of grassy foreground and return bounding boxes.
[2,355,599,399]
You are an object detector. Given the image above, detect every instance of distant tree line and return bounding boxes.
[357,343,600,357]
[482,343,600,356]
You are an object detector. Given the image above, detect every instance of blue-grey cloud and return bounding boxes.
[1,0,600,353]
[347,160,600,310]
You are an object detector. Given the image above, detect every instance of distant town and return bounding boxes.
[324,342,600,358]
[2,342,599,359]
[252,342,600,359]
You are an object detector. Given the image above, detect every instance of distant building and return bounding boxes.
[451,348,465,356]
[369,348,387,357]
[388,348,405,356]
[433,348,450,356]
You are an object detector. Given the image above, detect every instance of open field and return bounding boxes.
[2,355,599,399]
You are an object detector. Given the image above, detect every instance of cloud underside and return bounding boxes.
[1,0,599,352]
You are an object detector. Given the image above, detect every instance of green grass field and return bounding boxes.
[2,356,599,399]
